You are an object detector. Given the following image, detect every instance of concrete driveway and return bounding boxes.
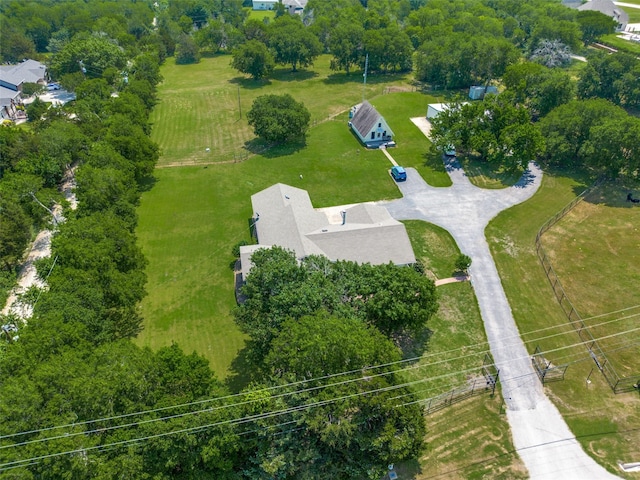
[380,160,621,479]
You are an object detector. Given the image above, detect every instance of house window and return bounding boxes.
[378,123,381,128]
[377,132,381,138]
[383,130,387,137]
[371,132,375,140]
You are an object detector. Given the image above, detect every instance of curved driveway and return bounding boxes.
[381,159,620,479]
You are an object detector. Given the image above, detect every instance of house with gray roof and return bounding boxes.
[0,59,47,92]
[239,183,415,280]
[0,59,47,120]
[577,0,629,31]
[348,101,394,148]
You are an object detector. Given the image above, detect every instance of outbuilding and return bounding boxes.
[348,101,394,148]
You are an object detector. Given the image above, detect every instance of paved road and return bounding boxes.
[380,160,620,479]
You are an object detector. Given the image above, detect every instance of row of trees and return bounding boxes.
[430,50,640,180]
[1,2,434,477]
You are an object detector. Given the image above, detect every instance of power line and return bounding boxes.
[2,323,639,470]
[2,310,639,446]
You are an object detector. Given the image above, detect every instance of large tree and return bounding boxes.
[578,52,640,108]
[230,40,275,80]
[246,94,311,143]
[576,10,616,44]
[268,15,322,71]
[235,247,438,363]
[539,99,638,178]
[329,23,364,74]
[431,94,545,170]
[503,62,575,118]
[49,34,127,79]
[246,313,427,479]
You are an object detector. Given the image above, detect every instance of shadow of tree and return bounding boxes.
[581,181,640,208]
[394,326,433,361]
[422,149,448,175]
[224,343,261,393]
[243,137,307,158]
[138,173,157,192]
[270,68,318,82]
[323,70,409,85]
[228,76,272,89]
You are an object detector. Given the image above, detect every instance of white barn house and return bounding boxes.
[348,101,394,148]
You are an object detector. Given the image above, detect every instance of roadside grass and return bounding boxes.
[150,54,413,166]
[486,172,640,477]
[626,8,640,22]
[599,34,640,55]
[539,183,640,378]
[136,118,401,379]
[396,395,527,480]
[369,93,452,187]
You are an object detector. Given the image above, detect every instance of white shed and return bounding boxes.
[427,103,447,120]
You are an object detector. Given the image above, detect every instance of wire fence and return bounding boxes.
[535,181,639,393]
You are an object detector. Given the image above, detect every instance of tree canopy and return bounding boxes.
[246,94,311,144]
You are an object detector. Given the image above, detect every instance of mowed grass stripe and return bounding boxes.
[151,54,413,166]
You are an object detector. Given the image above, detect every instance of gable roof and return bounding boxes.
[577,0,629,25]
[0,60,47,90]
[350,101,393,137]
[242,183,415,278]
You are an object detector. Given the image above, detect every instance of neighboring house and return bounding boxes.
[577,0,629,31]
[0,59,47,121]
[348,101,394,148]
[0,59,48,92]
[239,183,416,280]
[282,0,307,14]
[252,0,279,10]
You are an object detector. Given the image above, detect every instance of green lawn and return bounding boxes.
[486,173,640,477]
[245,7,275,21]
[370,93,452,187]
[150,54,413,166]
[137,118,402,379]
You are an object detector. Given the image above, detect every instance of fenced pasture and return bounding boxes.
[538,183,640,392]
[487,175,640,476]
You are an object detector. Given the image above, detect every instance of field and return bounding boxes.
[149,54,414,166]
[486,173,640,477]
[540,184,640,380]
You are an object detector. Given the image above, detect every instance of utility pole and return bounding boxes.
[362,53,369,103]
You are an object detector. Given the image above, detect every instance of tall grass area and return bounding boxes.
[150,54,413,166]
[486,173,640,477]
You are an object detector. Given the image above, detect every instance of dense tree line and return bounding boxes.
[0,2,433,478]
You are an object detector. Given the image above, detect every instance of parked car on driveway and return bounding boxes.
[444,145,456,157]
[391,165,407,182]
[46,82,60,91]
